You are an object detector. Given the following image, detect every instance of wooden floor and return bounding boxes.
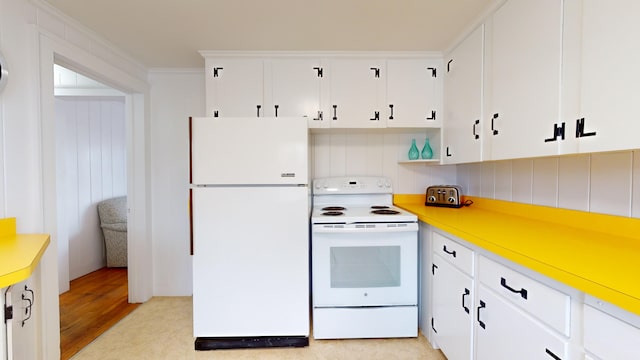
[59,267,139,360]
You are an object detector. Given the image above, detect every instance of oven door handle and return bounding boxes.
[312,224,419,233]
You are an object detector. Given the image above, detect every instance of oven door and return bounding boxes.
[312,222,418,307]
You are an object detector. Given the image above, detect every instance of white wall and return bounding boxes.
[457,151,640,218]
[149,69,204,295]
[55,96,127,286]
[311,131,457,193]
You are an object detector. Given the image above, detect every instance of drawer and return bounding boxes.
[478,256,570,336]
[432,231,474,276]
[584,305,640,360]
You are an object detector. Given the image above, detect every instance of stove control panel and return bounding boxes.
[313,176,393,195]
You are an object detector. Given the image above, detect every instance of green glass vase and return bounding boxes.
[408,139,420,160]
[421,138,433,159]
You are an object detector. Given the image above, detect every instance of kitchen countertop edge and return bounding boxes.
[0,218,51,289]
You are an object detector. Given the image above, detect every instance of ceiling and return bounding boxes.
[44,0,498,69]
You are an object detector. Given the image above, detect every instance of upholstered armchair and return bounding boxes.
[97,196,128,267]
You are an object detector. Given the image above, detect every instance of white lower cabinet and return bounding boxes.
[432,254,473,360]
[475,284,568,360]
[583,305,640,360]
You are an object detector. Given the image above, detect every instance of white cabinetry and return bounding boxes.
[475,285,568,360]
[386,59,442,128]
[443,26,484,164]
[328,59,386,128]
[204,58,264,117]
[431,232,474,360]
[2,274,40,360]
[562,0,640,154]
[484,0,563,160]
[583,305,640,360]
[268,58,327,127]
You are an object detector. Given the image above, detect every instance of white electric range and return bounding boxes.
[310,176,419,339]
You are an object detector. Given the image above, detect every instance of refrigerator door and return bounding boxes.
[190,117,308,185]
[192,186,310,337]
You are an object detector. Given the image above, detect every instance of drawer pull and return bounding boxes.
[442,245,457,257]
[545,348,562,360]
[462,288,470,314]
[477,300,486,329]
[500,277,528,299]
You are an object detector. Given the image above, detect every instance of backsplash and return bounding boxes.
[457,150,640,219]
[310,131,457,194]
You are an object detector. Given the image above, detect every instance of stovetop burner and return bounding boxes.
[371,205,390,209]
[322,211,344,216]
[370,209,401,215]
[322,206,346,211]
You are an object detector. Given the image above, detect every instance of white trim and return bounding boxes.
[198,50,443,59]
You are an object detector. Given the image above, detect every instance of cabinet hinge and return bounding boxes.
[370,67,380,78]
[212,67,223,77]
[447,59,453,72]
[544,122,565,142]
[431,263,438,275]
[575,118,596,138]
[4,304,12,323]
[426,110,436,121]
[313,67,323,77]
[428,67,437,77]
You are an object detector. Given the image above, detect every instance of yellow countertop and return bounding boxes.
[0,218,50,288]
[394,195,640,316]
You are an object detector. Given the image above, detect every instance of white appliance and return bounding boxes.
[189,116,310,350]
[311,176,419,339]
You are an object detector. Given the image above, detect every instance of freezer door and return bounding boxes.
[190,117,308,185]
[192,186,310,337]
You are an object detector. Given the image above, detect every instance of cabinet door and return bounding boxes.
[328,59,385,128]
[570,0,640,153]
[485,0,562,160]
[475,285,567,360]
[443,26,484,164]
[268,59,327,128]
[431,254,473,360]
[10,279,38,360]
[386,59,442,128]
[205,58,264,117]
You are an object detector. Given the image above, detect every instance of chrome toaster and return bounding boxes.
[425,185,463,208]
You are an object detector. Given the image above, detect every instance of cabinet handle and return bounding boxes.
[462,288,470,314]
[213,110,219,118]
[428,67,437,77]
[370,111,380,121]
[491,113,499,135]
[442,245,457,257]
[313,111,323,121]
[370,67,380,78]
[426,110,436,121]
[389,104,394,120]
[477,300,486,329]
[21,285,34,327]
[576,118,596,138]
[256,105,262,117]
[447,59,453,72]
[274,105,279,117]
[544,122,566,142]
[473,119,480,140]
[332,105,338,120]
[446,146,452,157]
[500,277,528,299]
[545,348,562,360]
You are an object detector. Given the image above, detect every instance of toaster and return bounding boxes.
[425,185,463,208]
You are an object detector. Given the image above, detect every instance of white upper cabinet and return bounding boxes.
[386,58,442,128]
[267,58,328,128]
[328,59,386,128]
[205,58,264,118]
[484,0,563,160]
[442,26,484,164]
[562,0,640,154]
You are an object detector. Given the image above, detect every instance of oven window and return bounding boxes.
[330,246,401,288]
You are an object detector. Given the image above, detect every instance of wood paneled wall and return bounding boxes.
[55,96,127,289]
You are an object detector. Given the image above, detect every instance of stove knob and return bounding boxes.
[322,181,329,189]
[428,196,437,203]
[384,179,391,188]
[377,179,383,187]
[314,182,321,190]
[448,197,457,203]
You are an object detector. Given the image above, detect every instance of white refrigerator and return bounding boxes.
[189,117,310,350]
